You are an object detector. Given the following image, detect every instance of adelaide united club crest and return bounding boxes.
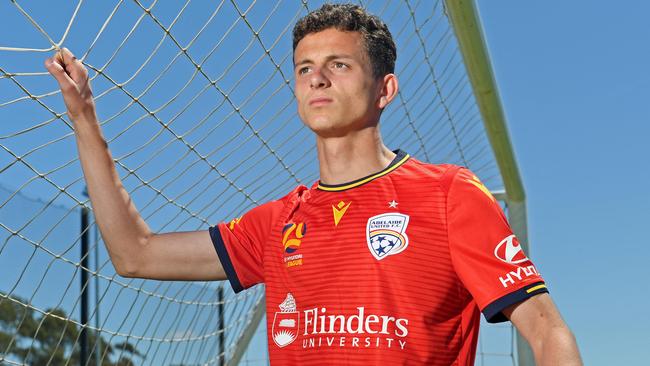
[366,213,410,260]
[272,293,300,348]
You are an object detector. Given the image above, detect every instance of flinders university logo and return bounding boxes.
[366,213,410,260]
[272,293,300,348]
[271,293,411,350]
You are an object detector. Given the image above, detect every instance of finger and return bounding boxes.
[55,49,64,65]
[45,54,75,90]
[59,47,89,84]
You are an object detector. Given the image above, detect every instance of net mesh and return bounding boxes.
[0,0,513,365]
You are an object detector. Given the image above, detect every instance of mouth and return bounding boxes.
[309,97,333,107]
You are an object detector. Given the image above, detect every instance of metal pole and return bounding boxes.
[442,0,526,203]
[80,188,90,366]
[228,294,265,366]
[218,286,225,366]
[94,219,101,366]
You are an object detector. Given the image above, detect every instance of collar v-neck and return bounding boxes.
[316,150,410,192]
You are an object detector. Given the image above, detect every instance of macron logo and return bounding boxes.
[332,201,351,226]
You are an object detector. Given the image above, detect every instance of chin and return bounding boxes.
[303,117,348,138]
[303,114,330,129]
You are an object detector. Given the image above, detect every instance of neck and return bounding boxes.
[316,126,395,185]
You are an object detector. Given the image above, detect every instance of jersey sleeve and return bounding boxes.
[208,200,284,293]
[446,167,548,323]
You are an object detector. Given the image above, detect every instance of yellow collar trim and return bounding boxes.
[317,153,410,192]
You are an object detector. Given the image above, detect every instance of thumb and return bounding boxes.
[45,53,75,90]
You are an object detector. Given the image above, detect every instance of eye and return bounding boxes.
[333,62,348,70]
[298,66,311,75]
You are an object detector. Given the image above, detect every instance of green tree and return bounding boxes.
[0,292,141,365]
[0,293,37,361]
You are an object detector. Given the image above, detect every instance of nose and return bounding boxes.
[309,68,331,89]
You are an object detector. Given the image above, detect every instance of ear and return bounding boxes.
[377,73,399,109]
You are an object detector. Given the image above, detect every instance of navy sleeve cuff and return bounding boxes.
[483,282,549,323]
[209,225,244,293]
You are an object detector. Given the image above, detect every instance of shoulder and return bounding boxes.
[398,158,495,205]
[277,184,310,203]
[397,157,465,190]
[241,184,309,224]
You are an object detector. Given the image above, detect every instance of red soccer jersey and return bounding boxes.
[209,150,547,365]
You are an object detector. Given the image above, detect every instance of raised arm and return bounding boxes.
[45,48,225,281]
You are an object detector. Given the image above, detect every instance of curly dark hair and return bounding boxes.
[292,3,397,79]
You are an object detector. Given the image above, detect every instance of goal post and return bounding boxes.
[443,1,534,365]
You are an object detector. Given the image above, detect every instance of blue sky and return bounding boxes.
[477,1,650,364]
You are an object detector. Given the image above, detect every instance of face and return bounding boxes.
[294,28,393,137]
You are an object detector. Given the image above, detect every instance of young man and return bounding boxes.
[45,3,581,365]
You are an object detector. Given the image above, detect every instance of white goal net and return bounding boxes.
[0,0,515,365]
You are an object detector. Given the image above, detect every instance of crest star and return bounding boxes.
[388,200,398,208]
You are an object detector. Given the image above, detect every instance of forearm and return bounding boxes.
[533,325,582,366]
[74,116,152,275]
[47,48,230,281]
